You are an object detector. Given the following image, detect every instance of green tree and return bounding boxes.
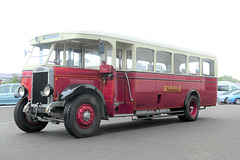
[218,75,239,82]
[3,76,20,84]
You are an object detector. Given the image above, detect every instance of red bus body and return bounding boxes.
[21,66,217,117]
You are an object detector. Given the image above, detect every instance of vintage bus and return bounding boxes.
[14,32,217,138]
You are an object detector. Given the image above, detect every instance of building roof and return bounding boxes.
[0,73,21,80]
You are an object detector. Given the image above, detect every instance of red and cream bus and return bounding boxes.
[14,32,217,138]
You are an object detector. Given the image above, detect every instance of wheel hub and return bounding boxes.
[76,104,95,129]
[25,114,39,125]
[190,106,194,112]
[83,111,91,121]
[189,100,197,117]
[236,99,240,104]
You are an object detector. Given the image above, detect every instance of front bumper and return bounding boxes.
[23,101,65,123]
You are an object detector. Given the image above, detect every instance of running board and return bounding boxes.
[132,112,184,121]
[112,109,184,120]
[200,106,215,110]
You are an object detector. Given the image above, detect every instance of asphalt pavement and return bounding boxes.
[0,104,240,160]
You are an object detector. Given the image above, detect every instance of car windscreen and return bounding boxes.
[218,85,229,92]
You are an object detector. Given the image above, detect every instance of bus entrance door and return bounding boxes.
[100,63,115,117]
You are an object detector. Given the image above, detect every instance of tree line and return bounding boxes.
[2,75,21,84]
[218,75,239,83]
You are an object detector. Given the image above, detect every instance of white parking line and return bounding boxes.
[0,105,15,108]
[0,121,14,126]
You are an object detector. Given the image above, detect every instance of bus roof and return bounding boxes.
[29,31,217,59]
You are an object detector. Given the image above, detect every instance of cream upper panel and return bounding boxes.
[28,32,217,77]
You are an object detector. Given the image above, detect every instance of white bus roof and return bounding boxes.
[30,31,217,59]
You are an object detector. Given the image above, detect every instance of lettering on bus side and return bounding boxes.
[164,86,182,92]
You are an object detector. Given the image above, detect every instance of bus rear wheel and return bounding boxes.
[14,97,48,133]
[64,94,101,138]
[178,95,200,122]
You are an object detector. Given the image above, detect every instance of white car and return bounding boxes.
[217,81,240,96]
[217,89,240,104]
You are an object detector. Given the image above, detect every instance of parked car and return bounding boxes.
[217,89,240,104]
[217,81,240,96]
[0,83,21,105]
[225,91,240,105]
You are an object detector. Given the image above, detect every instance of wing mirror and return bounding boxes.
[98,39,105,55]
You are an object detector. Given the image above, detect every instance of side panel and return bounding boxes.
[132,72,156,110]
[113,71,217,114]
[53,67,101,102]
[154,74,202,109]
[200,77,217,105]
[114,71,134,114]
[114,72,125,103]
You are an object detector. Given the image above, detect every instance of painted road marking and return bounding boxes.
[0,121,14,126]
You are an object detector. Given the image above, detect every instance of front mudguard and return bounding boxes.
[59,84,108,120]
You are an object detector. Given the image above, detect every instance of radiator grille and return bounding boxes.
[32,72,48,104]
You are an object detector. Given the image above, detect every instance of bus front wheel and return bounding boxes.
[64,94,101,138]
[178,95,200,122]
[14,97,48,132]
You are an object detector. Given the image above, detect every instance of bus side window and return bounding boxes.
[116,49,122,70]
[136,48,154,72]
[106,44,112,65]
[156,51,172,73]
[174,54,187,74]
[49,51,64,65]
[65,45,82,68]
[202,59,214,76]
[66,48,74,67]
[84,45,100,67]
[74,50,82,67]
[189,56,200,75]
[126,50,132,70]
[47,44,64,65]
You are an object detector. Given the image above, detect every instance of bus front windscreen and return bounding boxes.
[25,41,113,68]
[26,44,51,66]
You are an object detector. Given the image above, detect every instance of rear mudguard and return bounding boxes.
[184,89,201,107]
[59,84,108,120]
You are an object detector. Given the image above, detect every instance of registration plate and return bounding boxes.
[32,107,46,113]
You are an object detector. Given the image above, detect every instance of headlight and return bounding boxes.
[19,87,25,96]
[15,86,28,98]
[41,84,53,97]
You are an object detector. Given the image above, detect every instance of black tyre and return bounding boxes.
[224,97,228,104]
[234,98,240,105]
[64,94,101,138]
[14,97,48,132]
[178,95,200,122]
